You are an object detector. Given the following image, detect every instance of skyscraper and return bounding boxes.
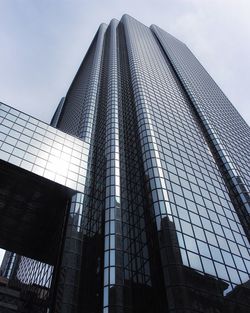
[0,14,250,313]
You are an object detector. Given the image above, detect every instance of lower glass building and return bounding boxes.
[0,15,250,313]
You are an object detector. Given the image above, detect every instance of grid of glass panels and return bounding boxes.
[15,255,53,312]
[151,25,250,193]
[122,15,250,293]
[16,256,53,289]
[53,24,108,313]
[57,24,107,144]
[0,102,89,193]
[118,20,160,311]
[2,15,249,313]
[103,19,123,312]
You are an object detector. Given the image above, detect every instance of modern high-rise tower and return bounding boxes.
[0,15,250,313]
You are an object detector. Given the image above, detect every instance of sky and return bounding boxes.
[0,0,250,263]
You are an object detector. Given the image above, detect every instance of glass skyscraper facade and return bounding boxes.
[0,15,250,313]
